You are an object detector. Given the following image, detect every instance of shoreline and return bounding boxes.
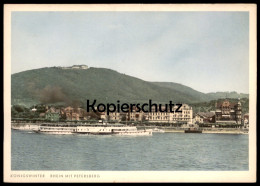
[163,129,248,134]
[141,127,249,134]
[11,122,249,135]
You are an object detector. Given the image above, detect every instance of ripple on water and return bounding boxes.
[11,130,249,171]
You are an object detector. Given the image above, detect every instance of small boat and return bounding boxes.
[152,128,165,133]
[184,128,202,133]
[184,123,202,133]
[112,128,152,136]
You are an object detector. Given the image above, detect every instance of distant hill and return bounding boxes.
[11,67,249,107]
[152,82,213,102]
[206,91,249,99]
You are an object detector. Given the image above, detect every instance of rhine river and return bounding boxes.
[11,130,248,171]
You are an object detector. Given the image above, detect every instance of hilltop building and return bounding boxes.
[59,65,88,70]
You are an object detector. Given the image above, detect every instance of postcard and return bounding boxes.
[4,4,257,183]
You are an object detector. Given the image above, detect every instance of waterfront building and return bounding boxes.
[107,112,122,121]
[243,113,249,128]
[101,112,142,122]
[128,107,146,122]
[100,112,123,122]
[99,104,193,124]
[100,112,106,120]
[148,107,171,123]
[215,99,242,124]
[147,104,193,124]
[194,112,215,124]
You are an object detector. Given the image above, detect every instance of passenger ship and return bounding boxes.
[34,123,77,135]
[33,123,152,136]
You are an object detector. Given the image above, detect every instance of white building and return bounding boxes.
[147,104,193,123]
[101,112,122,121]
[60,65,88,70]
[100,103,193,124]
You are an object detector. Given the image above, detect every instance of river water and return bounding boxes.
[11,130,248,171]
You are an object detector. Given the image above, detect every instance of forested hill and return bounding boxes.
[11,67,248,107]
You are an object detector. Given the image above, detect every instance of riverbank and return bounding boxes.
[137,126,248,134]
[202,129,248,134]
[11,122,248,134]
[165,129,248,134]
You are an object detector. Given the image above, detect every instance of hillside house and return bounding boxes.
[64,106,87,121]
[45,106,61,121]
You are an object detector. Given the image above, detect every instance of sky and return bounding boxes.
[11,11,249,94]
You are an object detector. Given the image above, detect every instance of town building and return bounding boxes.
[45,108,60,121]
[45,112,59,121]
[215,99,242,124]
[99,104,193,124]
[100,111,142,122]
[103,112,122,121]
[128,107,146,122]
[63,106,87,121]
[44,106,61,121]
[147,104,193,124]
[194,112,215,124]
[39,113,46,118]
[243,113,249,128]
